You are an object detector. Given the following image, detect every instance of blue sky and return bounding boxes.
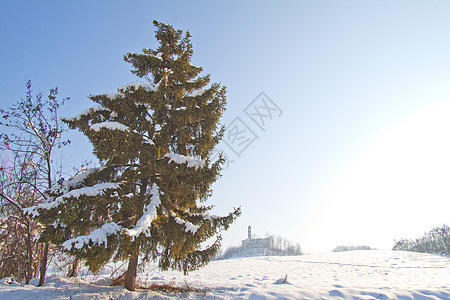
[2,1,450,253]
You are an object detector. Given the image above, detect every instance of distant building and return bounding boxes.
[217,226,302,259]
[241,226,273,249]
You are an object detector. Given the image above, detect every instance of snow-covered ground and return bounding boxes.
[1,250,449,299]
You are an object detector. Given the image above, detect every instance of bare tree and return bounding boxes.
[393,224,450,255]
[0,146,43,283]
[0,80,69,285]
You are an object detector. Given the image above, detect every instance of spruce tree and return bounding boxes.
[32,21,240,291]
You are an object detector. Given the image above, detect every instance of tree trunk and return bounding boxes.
[38,242,48,286]
[15,222,23,282]
[67,258,80,277]
[124,178,147,292]
[25,221,33,284]
[39,167,52,287]
[33,243,42,278]
[124,251,139,291]
[17,256,22,283]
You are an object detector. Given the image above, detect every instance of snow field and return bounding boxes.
[0,250,449,299]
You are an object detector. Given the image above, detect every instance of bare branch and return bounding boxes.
[0,190,23,212]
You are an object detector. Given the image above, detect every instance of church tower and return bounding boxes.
[248,225,252,239]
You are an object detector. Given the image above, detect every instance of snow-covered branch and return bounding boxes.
[118,82,153,91]
[188,89,205,97]
[164,153,205,170]
[171,212,199,234]
[104,81,154,100]
[50,167,102,194]
[62,222,122,251]
[24,182,121,217]
[90,121,129,132]
[193,212,221,222]
[126,183,160,238]
[61,105,105,122]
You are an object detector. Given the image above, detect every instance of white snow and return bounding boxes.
[153,78,162,90]
[154,52,163,60]
[142,136,155,145]
[50,167,101,194]
[104,81,153,100]
[90,121,129,132]
[164,153,206,170]
[62,222,122,251]
[189,89,205,97]
[190,212,220,222]
[118,82,153,91]
[1,250,449,299]
[126,183,161,238]
[61,104,105,121]
[203,213,220,222]
[25,182,121,216]
[171,212,199,234]
[104,93,119,100]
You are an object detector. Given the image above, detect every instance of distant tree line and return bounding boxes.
[392,224,450,255]
[332,245,375,252]
[215,234,303,260]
